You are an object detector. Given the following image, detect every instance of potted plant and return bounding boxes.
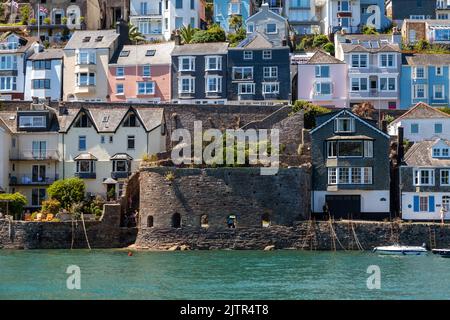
[43,17,51,25]
[29,18,37,25]
[61,16,67,25]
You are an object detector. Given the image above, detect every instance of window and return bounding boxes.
[410,15,425,19]
[335,118,355,133]
[247,23,254,33]
[336,141,363,157]
[327,167,372,185]
[74,113,91,127]
[413,66,425,79]
[145,50,156,57]
[31,188,46,207]
[413,84,426,99]
[436,66,443,76]
[262,50,272,60]
[176,0,183,9]
[205,56,222,71]
[409,30,416,43]
[263,66,277,79]
[0,55,17,70]
[101,136,105,144]
[137,81,155,95]
[175,17,183,29]
[78,136,86,151]
[266,23,277,34]
[351,78,368,91]
[315,65,330,78]
[337,0,350,11]
[76,51,96,65]
[238,83,255,94]
[32,141,46,159]
[414,169,435,186]
[314,82,332,95]
[444,148,450,157]
[435,29,450,41]
[438,13,449,19]
[443,196,450,211]
[364,140,373,157]
[109,136,113,143]
[113,160,128,172]
[179,77,195,93]
[32,79,50,89]
[206,76,222,93]
[243,51,253,60]
[190,0,195,9]
[233,67,253,80]
[262,83,279,94]
[379,54,395,68]
[434,85,445,100]
[441,169,450,185]
[32,60,51,70]
[338,17,350,28]
[127,135,135,149]
[119,50,130,57]
[116,67,124,77]
[76,160,95,173]
[379,77,396,91]
[433,148,441,157]
[140,1,148,15]
[327,141,337,158]
[419,196,428,212]
[411,123,419,134]
[19,116,46,128]
[228,2,241,15]
[123,113,139,127]
[0,76,16,90]
[351,54,368,68]
[76,72,96,86]
[179,57,195,71]
[142,65,151,77]
[190,17,195,27]
[116,83,124,95]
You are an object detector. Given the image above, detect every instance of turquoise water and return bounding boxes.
[0,250,449,300]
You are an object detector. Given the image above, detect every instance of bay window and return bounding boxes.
[206,76,222,93]
[205,56,222,71]
[238,83,255,94]
[179,56,195,71]
[0,76,16,91]
[233,67,253,80]
[179,76,195,93]
[76,51,96,65]
[414,169,435,186]
[76,72,96,86]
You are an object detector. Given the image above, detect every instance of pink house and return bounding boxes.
[297,50,348,109]
[108,42,174,103]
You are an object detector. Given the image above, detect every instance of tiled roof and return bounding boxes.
[306,50,344,64]
[404,139,450,167]
[171,42,229,56]
[0,32,37,53]
[338,34,400,53]
[236,32,274,49]
[405,54,450,66]
[64,30,119,50]
[111,42,175,65]
[29,48,64,60]
[390,102,450,125]
[340,43,400,53]
[0,111,17,132]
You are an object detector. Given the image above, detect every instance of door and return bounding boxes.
[32,165,46,183]
[325,195,361,219]
[32,141,47,159]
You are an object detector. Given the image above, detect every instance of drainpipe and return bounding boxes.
[62,133,65,179]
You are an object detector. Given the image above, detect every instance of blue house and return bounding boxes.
[214,0,252,32]
[400,54,450,109]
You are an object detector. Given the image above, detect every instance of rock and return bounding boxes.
[168,245,179,251]
[180,244,190,251]
[264,245,275,251]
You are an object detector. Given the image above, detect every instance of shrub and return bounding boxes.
[291,100,331,129]
[228,27,246,47]
[43,17,51,25]
[362,25,378,35]
[0,193,27,219]
[165,171,175,181]
[41,199,61,215]
[415,39,430,51]
[191,24,226,43]
[19,4,31,25]
[29,18,37,25]
[312,35,329,48]
[62,16,68,25]
[47,178,86,209]
[322,42,335,55]
[384,114,395,124]
[440,107,450,115]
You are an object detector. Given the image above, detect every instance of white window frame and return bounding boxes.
[228,2,241,15]
[262,50,272,60]
[413,168,435,186]
[334,118,355,133]
[379,53,396,68]
[419,196,429,212]
[0,55,17,70]
[433,84,445,100]
[263,66,278,79]
[137,81,155,95]
[266,23,277,34]
[238,83,255,95]
[412,66,426,79]
[328,167,372,185]
[116,67,124,78]
[116,83,124,95]
[232,66,253,80]
[76,72,96,86]
[315,65,330,78]
[262,82,279,94]
[243,51,253,60]
[350,54,368,68]
[314,82,332,95]
[441,169,450,186]
[178,56,195,71]
[205,75,222,93]
[76,50,96,65]
[19,116,46,128]
[350,77,368,92]
[205,56,222,71]
[142,65,151,77]
[379,77,397,92]
[412,84,427,99]
[246,22,254,34]
[436,66,444,76]
[178,76,195,94]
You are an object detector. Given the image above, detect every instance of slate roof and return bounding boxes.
[28,48,64,60]
[111,42,175,65]
[405,54,450,66]
[64,30,119,50]
[0,33,37,53]
[338,34,401,53]
[235,32,274,49]
[171,42,229,56]
[404,139,450,167]
[59,106,164,133]
[306,50,345,64]
[389,102,450,125]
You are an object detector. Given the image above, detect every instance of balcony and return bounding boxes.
[10,149,60,161]
[74,172,97,179]
[111,171,131,179]
[9,174,57,186]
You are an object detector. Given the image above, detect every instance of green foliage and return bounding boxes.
[312,35,329,48]
[0,193,27,218]
[322,42,335,56]
[291,100,331,129]
[205,3,214,25]
[62,16,68,25]
[229,15,243,32]
[29,18,36,25]
[128,23,145,43]
[439,107,450,115]
[41,199,61,215]
[383,114,395,124]
[47,178,86,210]
[298,35,314,51]
[43,17,51,25]
[227,27,246,47]
[83,196,104,218]
[180,24,196,44]
[191,24,226,43]
[415,39,431,51]
[19,4,31,25]
[0,3,6,24]
[362,25,378,35]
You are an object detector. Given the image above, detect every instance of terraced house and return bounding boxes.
[334,33,402,109]
[400,54,450,109]
[0,33,37,101]
[214,0,252,32]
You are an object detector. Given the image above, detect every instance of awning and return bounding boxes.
[327,135,374,141]
[74,153,98,161]
[103,178,118,185]
[110,153,133,161]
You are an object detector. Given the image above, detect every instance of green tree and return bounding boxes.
[229,15,243,32]
[415,39,430,51]
[228,27,246,47]
[0,3,6,24]
[291,100,331,129]
[0,193,27,219]
[180,24,196,44]
[362,25,378,35]
[312,35,329,48]
[19,4,31,25]
[191,24,226,43]
[47,178,86,210]
[322,42,335,56]
[128,23,145,43]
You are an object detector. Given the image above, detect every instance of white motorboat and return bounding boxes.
[373,244,428,255]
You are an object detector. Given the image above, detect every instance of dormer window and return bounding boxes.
[123,113,139,127]
[334,118,355,133]
[432,147,450,158]
[19,115,46,128]
[74,113,92,128]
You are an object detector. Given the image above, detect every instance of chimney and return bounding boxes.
[397,127,405,165]
[391,26,401,44]
[116,19,130,46]
[46,97,51,106]
[32,96,39,105]
[381,120,387,133]
[58,102,68,116]
[174,30,182,46]
[261,2,269,11]
[33,42,43,54]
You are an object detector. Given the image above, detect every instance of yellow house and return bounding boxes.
[58,104,166,198]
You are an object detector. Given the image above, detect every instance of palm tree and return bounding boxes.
[179,25,196,44]
[128,23,145,43]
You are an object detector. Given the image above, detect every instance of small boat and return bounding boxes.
[373,244,428,256]
[432,249,450,258]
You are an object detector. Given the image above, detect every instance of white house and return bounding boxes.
[25,48,64,101]
[388,102,450,142]
[0,119,11,193]
[59,105,166,199]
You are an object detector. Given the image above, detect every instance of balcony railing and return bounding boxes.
[9,175,57,186]
[75,172,97,179]
[111,171,131,179]
[10,149,60,161]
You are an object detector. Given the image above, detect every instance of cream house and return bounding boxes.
[0,119,11,194]
[0,103,60,209]
[58,105,166,198]
[63,28,124,102]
